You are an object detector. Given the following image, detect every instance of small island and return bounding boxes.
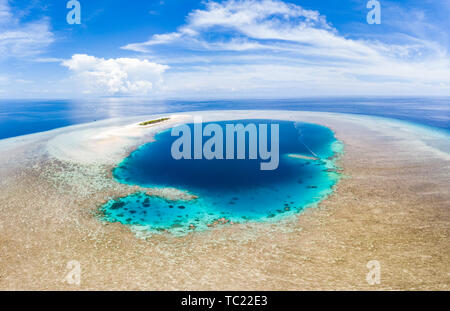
[139,117,170,126]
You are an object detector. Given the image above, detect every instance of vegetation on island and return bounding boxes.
[139,117,170,126]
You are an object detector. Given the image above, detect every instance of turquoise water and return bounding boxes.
[101,120,342,234]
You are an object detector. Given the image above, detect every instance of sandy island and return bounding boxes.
[0,110,448,290]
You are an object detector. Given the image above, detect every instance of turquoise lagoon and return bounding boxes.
[101,120,343,234]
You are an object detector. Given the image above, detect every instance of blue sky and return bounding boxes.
[0,0,449,98]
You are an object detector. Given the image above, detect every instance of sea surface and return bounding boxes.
[0,97,449,140]
[102,120,342,233]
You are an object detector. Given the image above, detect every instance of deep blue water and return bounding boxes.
[101,120,342,233]
[0,97,449,140]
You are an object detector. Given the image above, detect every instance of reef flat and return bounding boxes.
[0,110,448,290]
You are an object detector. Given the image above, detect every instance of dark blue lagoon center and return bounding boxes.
[101,120,343,234]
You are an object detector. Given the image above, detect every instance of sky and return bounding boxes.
[0,0,449,99]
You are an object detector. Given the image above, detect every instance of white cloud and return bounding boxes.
[123,32,184,52]
[33,57,65,63]
[0,0,12,24]
[62,54,169,95]
[0,0,54,59]
[122,0,332,53]
[121,0,450,96]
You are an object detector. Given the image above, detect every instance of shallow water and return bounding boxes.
[101,120,342,234]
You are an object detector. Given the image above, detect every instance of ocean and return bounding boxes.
[0,97,449,140]
[1,97,448,234]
